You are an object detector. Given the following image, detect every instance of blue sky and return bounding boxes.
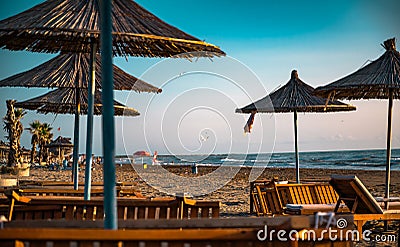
[0,0,399,156]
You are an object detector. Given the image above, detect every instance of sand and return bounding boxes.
[27,164,400,216]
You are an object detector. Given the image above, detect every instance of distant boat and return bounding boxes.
[133,151,151,157]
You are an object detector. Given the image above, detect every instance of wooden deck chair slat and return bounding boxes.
[147,206,156,219]
[126,206,135,219]
[117,206,125,220]
[201,207,210,218]
[190,207,199,218]
[256,186,268,215]
[75,205,84,220]
[137,207,146,219]
[65,205,74,220]
[86,206,95,220]
[96,206,104,220]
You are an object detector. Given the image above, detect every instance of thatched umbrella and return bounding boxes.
[236,70,356,183]
[15,88,140,117]
[45,136,73,165]
[16,87,139,173]
[0,53,161,92]
[0,0,224,229]
[315,38,400,207]
[0,0,224,57]
[0,52,159,199]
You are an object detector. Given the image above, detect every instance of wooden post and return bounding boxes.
[72,83,81,190]
[294,110,300,184]
[84,41,97,201]
[384,89,393,210]
[100,0,117,230]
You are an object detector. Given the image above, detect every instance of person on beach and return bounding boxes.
[152,151,158,165]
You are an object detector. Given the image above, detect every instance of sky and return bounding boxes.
[0,0,399,156]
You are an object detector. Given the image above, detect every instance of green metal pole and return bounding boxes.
[73,83,81,190]
[384,89,393,210]
[294,110,300,184]
[100,0,117,229]
[84,41,97,201]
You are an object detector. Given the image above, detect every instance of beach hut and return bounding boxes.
[0,0,224,229]
[236,70,356,183]
[315,38,400,208]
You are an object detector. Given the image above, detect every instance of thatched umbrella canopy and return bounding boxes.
[236,70,356,183]
[15,88,140,116]
[46,136,73,149]
[0,0,224,57]
[315,38,400,207]
[45,136,73,163]
[0,53,161,93]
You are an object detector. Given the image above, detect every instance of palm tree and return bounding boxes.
[3,100,26,166]
[26,120,41,163]
[38,123,53,165]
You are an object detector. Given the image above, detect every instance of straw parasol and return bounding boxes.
[0,0,224,229]
[315,38,400,207]
[15,87,140,117]
[0,0,224,57]
[45,136,73,164]
[16,87,139,172]
[236,70,356,183]
[0,53,162,93]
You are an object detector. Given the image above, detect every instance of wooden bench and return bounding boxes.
[2,193,220,221]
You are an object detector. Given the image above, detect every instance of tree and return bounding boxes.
[26,120,41,163]
[3,100,26,166]
[38,122,53,165]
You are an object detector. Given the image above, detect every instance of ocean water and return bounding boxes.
[127,149,400,171]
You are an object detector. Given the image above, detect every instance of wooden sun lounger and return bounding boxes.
[1,186,145,200]
[330,175,400,232]
[250,179,283,215]
[251,179,342,216]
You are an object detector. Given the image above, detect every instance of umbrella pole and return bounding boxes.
[100,0,117,230]
[384,89,393,210]
[294,110,300,184]
[84,41,97,201]
[72,83,81,190]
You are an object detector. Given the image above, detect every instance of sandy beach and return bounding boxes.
[13,164,400,246]
[27,164,400,216]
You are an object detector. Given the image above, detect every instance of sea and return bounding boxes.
[120,149,400,171]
